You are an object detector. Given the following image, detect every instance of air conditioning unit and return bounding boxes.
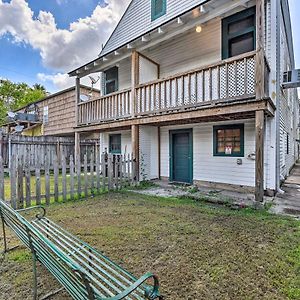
[282,69,300,89]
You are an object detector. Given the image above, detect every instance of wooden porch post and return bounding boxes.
[255,110,265,202]
[131,124,139,181]
[131,51,139,117]
[255,0,266,100]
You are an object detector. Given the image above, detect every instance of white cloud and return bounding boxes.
[0,0,131,89]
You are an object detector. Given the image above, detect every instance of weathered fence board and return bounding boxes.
[0,134,98,168]
[3,149,137,209]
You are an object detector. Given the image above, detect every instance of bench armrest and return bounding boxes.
[16,205,46,220]
[107,272,161,300]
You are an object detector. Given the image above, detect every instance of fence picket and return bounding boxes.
[70,155,74,200]
[90,152,94,193]
[25,152,31,207]
[62,154,67,202]
[17,160,24,209]
[35,159,41,206]
[84,154,88,198]
[45,150,50,205]
[96,152,100,192]
[77,155,82,198]
[54,155,59,202]
[0,157,4,201]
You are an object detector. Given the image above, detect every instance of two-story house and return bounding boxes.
[69,0,300,202]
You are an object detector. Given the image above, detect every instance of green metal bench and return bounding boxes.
[0,200,162,300]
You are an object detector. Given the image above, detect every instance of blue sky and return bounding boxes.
[0,0,299,93]
[0,0,103,90]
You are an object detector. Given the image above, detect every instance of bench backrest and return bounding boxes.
[0,201,160,300]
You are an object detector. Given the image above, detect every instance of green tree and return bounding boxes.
[0,79,47,124]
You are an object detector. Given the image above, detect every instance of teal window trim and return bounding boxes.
[222,7,256,59]
[104,66,119,95]
[169,129,193,184]
[151,0,167,21]
[213,124,245,157]
[109,134,121,154]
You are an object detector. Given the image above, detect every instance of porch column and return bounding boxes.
[131,124,139,181]
[75,132,81,164]
[255,110,265,202]
[131,51,139,117]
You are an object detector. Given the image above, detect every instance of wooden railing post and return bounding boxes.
[255,0,266,100]
[131,51,139,117]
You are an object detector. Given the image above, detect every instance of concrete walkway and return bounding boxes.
[272,162,300,218]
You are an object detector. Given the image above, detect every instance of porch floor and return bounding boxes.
[272,162,300,219]
[133,180,273,209]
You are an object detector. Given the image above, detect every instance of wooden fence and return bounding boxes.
[0,152,137,209]
[0,134,98,168]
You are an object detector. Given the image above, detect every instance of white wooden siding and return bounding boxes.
[143,18,221,78]
[101,0,217,56]
[160,120,256,187]
[278,10,298,179]
[139,126,159,180]
[139,56,158,84]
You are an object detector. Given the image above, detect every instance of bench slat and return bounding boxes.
[0,201,161,300]
[33,219,144,300]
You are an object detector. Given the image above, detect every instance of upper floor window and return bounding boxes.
[222,7,256,59]
[104,66,118,95]
[151,0,166,21]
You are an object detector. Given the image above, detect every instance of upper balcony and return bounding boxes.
[71,0,272,129]
[77,50,271,127]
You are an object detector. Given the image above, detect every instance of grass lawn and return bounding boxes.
[0,192,299,299]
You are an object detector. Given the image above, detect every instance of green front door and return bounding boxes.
[170,129,193,184]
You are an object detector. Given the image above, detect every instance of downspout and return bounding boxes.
[275,0,283,192]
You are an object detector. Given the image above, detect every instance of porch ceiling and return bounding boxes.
[75,98,275,133]
[68,0,255,78]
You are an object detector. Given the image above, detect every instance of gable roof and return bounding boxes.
[101,0,209,56]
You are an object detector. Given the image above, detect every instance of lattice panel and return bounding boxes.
[211,67,219,100]
[196,72,203,102]
[183,76,190,105]
[228,63,236,98]
[246,57,255,94]
[190,74,197,104]
[204,70,210,101]
[219,66,227,99]
[236,60,246,96]
[170,79,177,108]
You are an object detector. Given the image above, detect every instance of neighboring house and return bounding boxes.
[5,85,100,137]
[69,0,300,201]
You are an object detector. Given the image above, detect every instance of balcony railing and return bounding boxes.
[135,51,256,116]
[78,89,131,125]
[77,51,261,126]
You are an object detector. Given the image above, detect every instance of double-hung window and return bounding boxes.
[222,7,256,59]
[109,134,121,154]
[213,124,244,157]
[104,67,118,95]
[151,0,166,21]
